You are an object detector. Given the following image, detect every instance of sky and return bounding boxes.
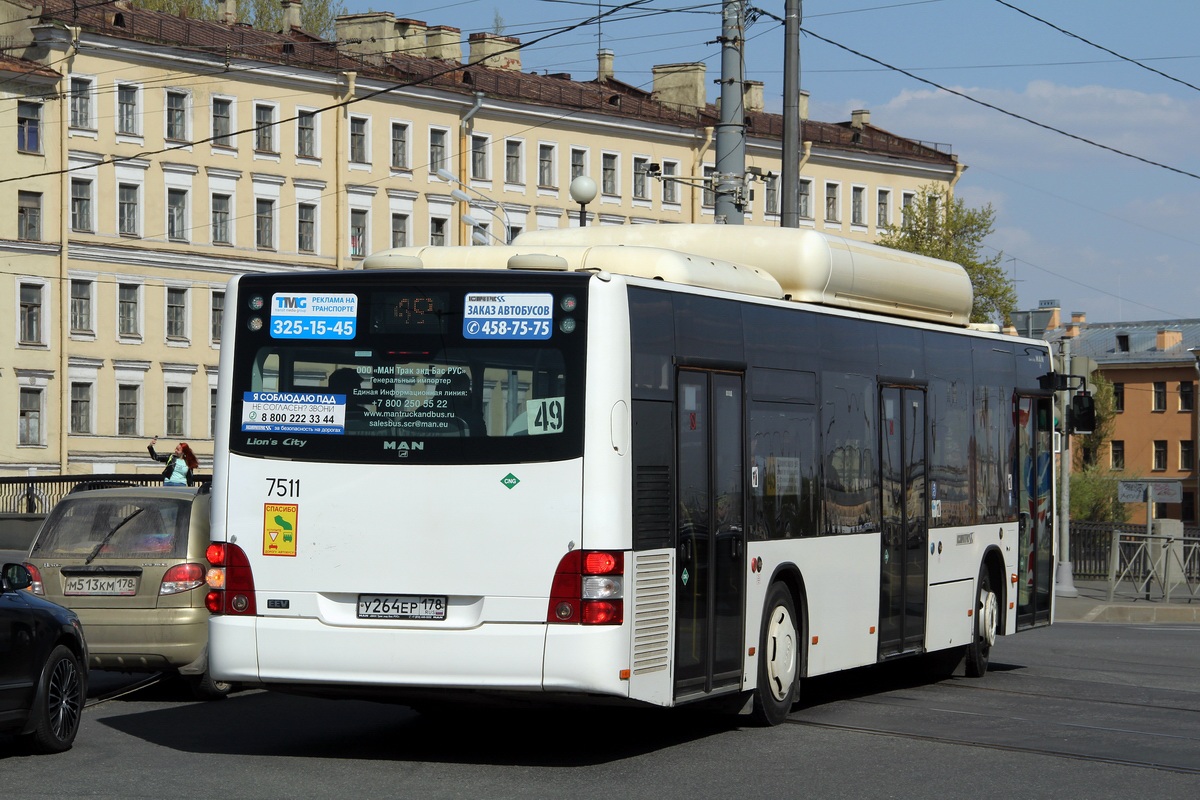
[343,0,1200,325]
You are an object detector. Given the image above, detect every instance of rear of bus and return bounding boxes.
[207,269,637,703]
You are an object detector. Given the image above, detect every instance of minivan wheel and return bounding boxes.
[188,670,233,701]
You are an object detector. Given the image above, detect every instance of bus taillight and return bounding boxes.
[547,550,624,625]
[204,542,257,616]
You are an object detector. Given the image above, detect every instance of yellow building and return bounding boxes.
[0,0,963,479]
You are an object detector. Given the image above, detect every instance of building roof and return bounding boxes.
[1046,319,1200,366]
[0,51,60,80]
[34,0,957,166]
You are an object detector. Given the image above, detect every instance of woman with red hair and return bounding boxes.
[148,436,199,486]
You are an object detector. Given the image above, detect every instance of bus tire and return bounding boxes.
[965,563,998,678]
[188,670,233,701]
[751,582,799,726]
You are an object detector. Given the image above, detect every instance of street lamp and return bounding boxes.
[436,167,511,244]
[569,175,597,227]
[1192,347,1200,526]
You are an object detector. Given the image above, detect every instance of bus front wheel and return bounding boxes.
[751,583,799,726]
[965,564,998,677]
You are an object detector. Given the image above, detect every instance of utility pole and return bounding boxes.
[1056,337,1079,597]
[781,0,802,227]
[714,0,746,224]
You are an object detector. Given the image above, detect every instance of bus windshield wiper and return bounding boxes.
[85,508,145,564]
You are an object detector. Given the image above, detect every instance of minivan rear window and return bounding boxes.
[32,497,192,561]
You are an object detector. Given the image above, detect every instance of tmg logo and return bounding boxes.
[275,295,307,310]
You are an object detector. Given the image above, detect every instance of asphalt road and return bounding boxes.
[3,621,1197,799]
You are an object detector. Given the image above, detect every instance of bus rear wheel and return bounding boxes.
[965,564,998,678]
[752,583,799,726]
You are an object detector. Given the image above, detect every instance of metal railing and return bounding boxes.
[0,474,210,515]
[1068,521,1199,603]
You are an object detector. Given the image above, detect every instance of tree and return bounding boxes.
[1067,371,1128,523]
[876,185,1016,326]
[131,0,347,39]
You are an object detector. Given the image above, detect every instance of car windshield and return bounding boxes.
[32,496,191,560]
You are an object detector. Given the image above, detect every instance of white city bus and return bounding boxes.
[206,225,1056,724]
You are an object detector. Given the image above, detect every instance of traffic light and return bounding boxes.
[1068,392,1096,435]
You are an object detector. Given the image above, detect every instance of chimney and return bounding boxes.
[1157,328,1183,351]
[744,79,764,113]
[597,48,614,82]
[798,89,809,121]
[651,62,706,116]
[467,32,521,71]
[335,14,431,63]
[1063,311,1085,338]
[850,108,870,129]
[1038,299,1060,331]
[424,26,462,61]
[281,0,301,31]
[220,0,236,24]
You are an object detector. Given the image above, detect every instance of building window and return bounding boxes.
[798,178,812,219]
[601,153,618,195]
[254,104,276,153]
[877,189,891,228]
[166,386,187,437]
[297,110,316,157]
[570,148,586,181]
[71,179,93,232]
[851,186,865,225]
[212,193,231,244]
[901,192,915,226]
[211,291,224,342]
[119,283,140,337]
[70,77,93,128]
[825,183,840,222]
[470,134,489,180]
[349,116,368,163]
[350,209,367,258]
[1180,381,1194,412]
[538,144,555,187]
[1113,382,1124,413]
[17,101,41,153]
[118,385,139,436]
[70,383,92,434]
[117,84,139,135]
[505,140,522,184]
[1182,440,1195,472]
[18,191,41,241]
[119,183,139,236]
[429,128,447,173]
[19,388,42,445]
[210,388,219,438]
[70,280,93,333]
[212,98,232,146]
[256,199,275,249]
[633,157,649,201]
[166,287,187,339]
[1110,440,1124,471]
[1153,381,1167,411]
[430,217,447,246]
[702,165,716,207]
[662,161,679,204]
[390,122,408,168]
[391,213,409,248]
[167,189,188,241]
[166,90,187,141]
[765,175,779,216]
[1153,440,1167,471]
[1116,333,1130,352]
[297,203,316,252]
[19,283,43,344]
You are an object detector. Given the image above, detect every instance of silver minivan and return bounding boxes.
[24,485,230,699]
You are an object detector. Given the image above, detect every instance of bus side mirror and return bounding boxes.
[1068,392,1095,435]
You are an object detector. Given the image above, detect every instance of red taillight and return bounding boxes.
[160,562,206,595]
[23,562,44,596]
[546,550,624,625]
[204,542,256,616]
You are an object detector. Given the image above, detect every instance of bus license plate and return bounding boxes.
[65,575,138,596]
[357,594,446,620]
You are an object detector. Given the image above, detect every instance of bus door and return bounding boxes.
[1016,396,1054,628]
[878,385,927,658]
[674,369,745,700]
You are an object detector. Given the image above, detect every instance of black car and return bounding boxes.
[0,562,88,753]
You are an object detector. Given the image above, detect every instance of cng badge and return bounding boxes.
[501,473,521,490]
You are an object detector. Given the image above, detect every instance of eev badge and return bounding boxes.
[264,503,298,556]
